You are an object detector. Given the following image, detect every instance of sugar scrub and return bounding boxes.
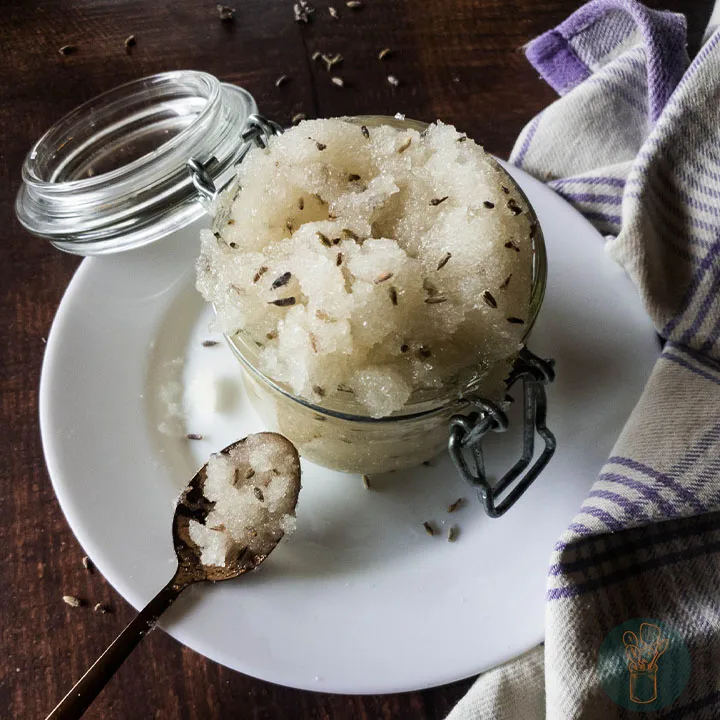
[188,433,301,568]
[197,118,536,418]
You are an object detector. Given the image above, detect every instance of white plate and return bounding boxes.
[40,163,658,694]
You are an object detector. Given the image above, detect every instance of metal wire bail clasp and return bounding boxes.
[186,114,284,203]
[448,348,556,518]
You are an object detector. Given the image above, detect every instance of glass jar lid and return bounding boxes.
[15,70,257,255]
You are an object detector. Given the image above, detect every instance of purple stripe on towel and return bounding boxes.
[587,489,647,520]
[548,536,720,600]
[557,191,623,205]
[586,75,649,115]
[699,314,720,354]
[660,352,720,386]
[662,244,720,337]
[525,29,591,96]
[667,24,720,98]
[549,176,626,189]
[666,342,720,373]
[553,0,687,121]
[547,584,581,601]
[549,512,720,577]
[625,186,716,248]
[678,266,720,346]
[553,522,595,552]
[579,210,622,226]
[675,165,720,203]
[609,456,707,513]
[578,505,625,531]
[599,472,679,517]
[603,56,649,92]
[512,113,543,168]
[625,192,717,245]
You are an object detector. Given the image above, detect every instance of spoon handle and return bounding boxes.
[46,576,185,720]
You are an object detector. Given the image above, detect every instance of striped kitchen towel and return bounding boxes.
[449,2,720,718]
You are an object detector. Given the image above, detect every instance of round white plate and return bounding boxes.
[40,163,658,694]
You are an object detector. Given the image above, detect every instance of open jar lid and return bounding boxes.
[15,71,257,255]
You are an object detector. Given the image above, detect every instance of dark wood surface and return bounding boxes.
[0,1,712,718]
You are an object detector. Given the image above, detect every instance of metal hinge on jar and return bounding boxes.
[448,348,556,518]
[187,114,283,203]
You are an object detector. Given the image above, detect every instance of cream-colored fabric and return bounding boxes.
[450,2,720,718]
[446,646,545,720]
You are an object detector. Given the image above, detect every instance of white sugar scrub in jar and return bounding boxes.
[197,115,546,474]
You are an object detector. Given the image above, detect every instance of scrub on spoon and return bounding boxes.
[46,433,302,720]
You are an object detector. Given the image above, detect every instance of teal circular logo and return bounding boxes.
[597,619,691,711]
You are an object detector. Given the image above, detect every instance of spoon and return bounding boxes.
[46,433,301,720]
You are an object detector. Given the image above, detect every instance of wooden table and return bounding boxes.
[0,1,712,717]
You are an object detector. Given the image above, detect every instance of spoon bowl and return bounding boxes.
[172,434,301,585]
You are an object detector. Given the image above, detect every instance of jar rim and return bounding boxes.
[16,70,257,255]
[20,71,221,192]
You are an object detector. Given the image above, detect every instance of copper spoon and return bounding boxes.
[46,433,301,720]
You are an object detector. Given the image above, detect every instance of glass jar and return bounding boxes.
[16,70,256,254]
[17,71,556,517]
